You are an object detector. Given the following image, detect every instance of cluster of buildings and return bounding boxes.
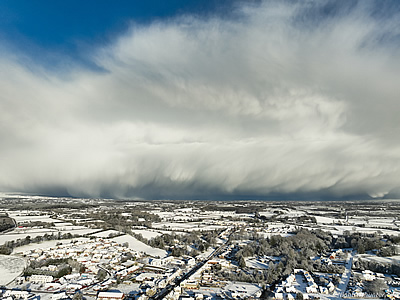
[345,270,400,299]
[273,269,336,300]
[18,238,141,275]
[0,289,35,300]
[13,237,245,300]
[387,289,400,300]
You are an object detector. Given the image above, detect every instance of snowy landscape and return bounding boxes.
[1,195,400,300]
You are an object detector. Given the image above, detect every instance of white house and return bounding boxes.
[97,291,125,300]
[30,274,53,284]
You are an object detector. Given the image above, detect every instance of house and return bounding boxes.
[319,286,329,294]
[51,292,70,300]
[180,279,199,289]
[97,291,125,300]
[327,282,335,293]
[3,290,33,300]
[30,274,54,284]
[362,270,375,281]
[321,258,332,265]
[286,286,297,294]
[286,293,295,300]
[306,286,318,294]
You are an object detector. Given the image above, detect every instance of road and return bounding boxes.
[150,229,233,300]
[334,251,354,299]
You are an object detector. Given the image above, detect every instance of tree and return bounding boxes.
[97,269,108,281]
[296,292,304,300]
[238,255,246,268]
[364,279,388,295]
[357,243,365,254]
[72,292,83,300]
[0,245,12,255]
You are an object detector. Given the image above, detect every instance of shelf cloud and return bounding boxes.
[1,0,400,200]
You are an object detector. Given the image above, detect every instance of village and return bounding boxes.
[1,195,400,300]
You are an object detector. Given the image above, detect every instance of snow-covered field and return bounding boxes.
[152,222,224,232]
[245,257,270,269]
[8,213,56,224]
[90,229,121,238]
[53,223,89,230]
[60,228,99,235]
[315,216,342,224]
[356,254,400,265]
[111,234,167,258]
[157,229,187,236]
[0,255,26,285]
[0,229,58,245]
[131,229,162,239]
[223,282,262,297]
[258,211,275,218]
[307,223,400,236]
[261,232,295,238]
[0,225,99,246]
[12,238,90,254]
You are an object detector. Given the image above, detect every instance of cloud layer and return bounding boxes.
[1,0,400,200]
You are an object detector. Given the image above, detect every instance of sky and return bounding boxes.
[1,0,400,200]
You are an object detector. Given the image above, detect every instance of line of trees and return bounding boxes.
[0,232,80,255]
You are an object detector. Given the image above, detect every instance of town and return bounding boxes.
[1,195,400,300]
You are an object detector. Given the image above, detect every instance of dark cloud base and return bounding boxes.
[18,184,381,202]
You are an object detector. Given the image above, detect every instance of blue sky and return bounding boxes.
[0,1,400,200]
[0,0,236,67]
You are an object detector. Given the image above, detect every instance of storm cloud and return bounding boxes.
[1,0,400,200]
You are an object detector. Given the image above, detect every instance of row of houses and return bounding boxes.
[273,269,336,300]
[19,238,142,277]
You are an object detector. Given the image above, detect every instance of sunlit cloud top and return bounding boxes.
[1,0,400,200]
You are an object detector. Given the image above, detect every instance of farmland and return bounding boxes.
[1,195,400,299]
[0,254,26,285]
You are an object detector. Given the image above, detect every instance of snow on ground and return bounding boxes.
[356,254,400,265]
[156,229,187,236]
[0,255,26,285]
[53,222,74,227]
[115,283,141,296]
[315,216,341,224]
[61,228,99,235]
[152,222,224,232]
[0,226,99,246]
[335,252,353,296]
[357,227,400,235]
[312,224,400,236]
[0,229,58,245]
[261,232,295,238]
[11,238,90,254]
[111,234,167,258]
[8,214,56,224]
[277,210,306,218]
[223,282,262,297]
[347,217,398,229]
[90,229,121,238]
[293,273,309,294]
[152,211,175,219]
[131,229,162,239]
[245,257,270,269]
[196,286,222,299]
[196,247,215,260]
[258,211,275,218]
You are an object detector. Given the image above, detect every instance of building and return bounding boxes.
[97,291,125,300]
[180,279,199,289]
[30,274,54,284]
[4,290,33,300]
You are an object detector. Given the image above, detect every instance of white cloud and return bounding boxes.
[0,0,400,199]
